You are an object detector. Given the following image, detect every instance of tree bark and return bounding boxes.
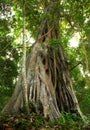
[2,1,85,122]
[22,0,29,114]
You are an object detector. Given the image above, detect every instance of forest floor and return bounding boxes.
[0,112,90,130]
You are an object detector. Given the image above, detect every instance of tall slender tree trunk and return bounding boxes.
[22,0,29,113]
[2,1,85,122]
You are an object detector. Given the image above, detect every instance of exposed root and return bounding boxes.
[2,42,86,122]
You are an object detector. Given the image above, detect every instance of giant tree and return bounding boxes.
[2,0,88,122]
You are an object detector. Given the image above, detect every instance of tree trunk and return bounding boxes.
[22,0,29,114]
[2,1,85,121]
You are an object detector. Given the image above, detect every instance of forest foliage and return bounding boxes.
[0,0,90,128]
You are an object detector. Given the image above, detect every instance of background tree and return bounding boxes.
[22,0,29,113]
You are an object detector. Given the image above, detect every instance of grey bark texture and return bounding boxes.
[2,1,86,122]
